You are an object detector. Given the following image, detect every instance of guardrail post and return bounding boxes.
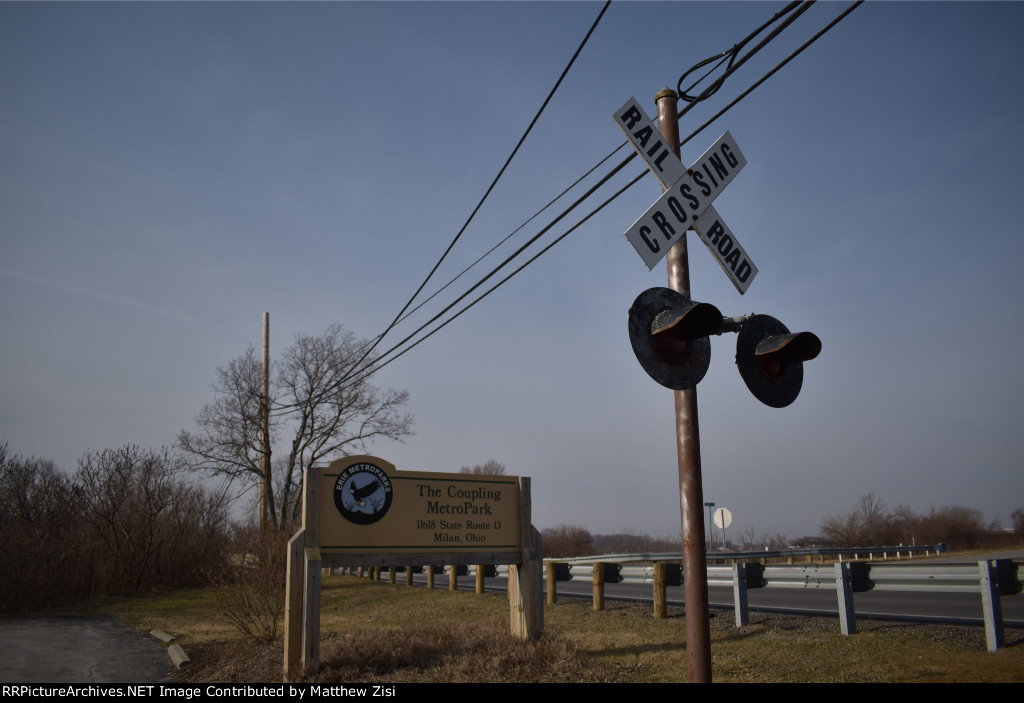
[979,560,1004,652]
[732,563,749,627]
[593,562,605,611]
[654,562,667,619]
[835,562,856,635]
[546,562,557,605]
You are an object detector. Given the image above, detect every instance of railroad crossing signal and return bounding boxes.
[616,95,818,405]
[613,97,758,294]
[628,287,821,405]
[735,314,821,408]
[628,287,722,391]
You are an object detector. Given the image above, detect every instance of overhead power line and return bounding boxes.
[347,1,863,385]
[308,1,863,399]
[349,1,612,366]
[382,1,813,348]
[272,1,611,414]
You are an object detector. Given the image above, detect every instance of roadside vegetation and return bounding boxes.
[4,439,1023,682]
[0,443,230,613]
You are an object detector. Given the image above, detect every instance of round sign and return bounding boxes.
[332,461,393,525]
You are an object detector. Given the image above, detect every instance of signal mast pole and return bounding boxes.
[656,87,713,683]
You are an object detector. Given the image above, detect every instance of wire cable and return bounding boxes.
[386,143,627,332]
[677,1,804,103]
[348,1,612,370]
[374,3,813,356]
[679,1,863,151]
[271,1,612,414]
[345,1,863,385]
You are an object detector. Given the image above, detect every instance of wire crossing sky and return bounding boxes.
[2,2,1022,539]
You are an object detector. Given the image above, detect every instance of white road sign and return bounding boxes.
[691,205,758,294]
[614,97,686,190]
[613,98,758,293]
[623,130,746,268]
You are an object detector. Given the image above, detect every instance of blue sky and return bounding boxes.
[2,1,1022,541]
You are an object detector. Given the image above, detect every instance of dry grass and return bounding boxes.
[88,574,1024,683]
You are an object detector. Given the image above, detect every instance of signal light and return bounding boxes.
[735,314,821,408]
[628,287,723,390]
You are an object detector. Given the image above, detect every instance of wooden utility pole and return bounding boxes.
[260,311,271,537]
[656,87,713,683]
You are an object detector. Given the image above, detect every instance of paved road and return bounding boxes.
[0,615,174,683]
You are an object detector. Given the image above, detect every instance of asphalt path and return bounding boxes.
[0,615,174,683]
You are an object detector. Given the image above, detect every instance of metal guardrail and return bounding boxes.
[533,556,1021,652]
[355,549,1021,652]
[551,544,946,565]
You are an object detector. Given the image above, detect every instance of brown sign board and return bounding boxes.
[317,455,521,556]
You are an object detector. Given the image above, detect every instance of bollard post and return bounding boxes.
[732,563,749,627]
[979,560,1004,652]
[653,562,667,619]
[835,562,856,635]
[546,562,557,605]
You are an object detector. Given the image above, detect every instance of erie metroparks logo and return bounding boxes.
[333,462,393,525]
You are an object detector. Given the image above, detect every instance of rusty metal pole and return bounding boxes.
[656,87,712,683]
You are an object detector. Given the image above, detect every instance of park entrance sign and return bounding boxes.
[284,456,542,681]
[319,456,521,555]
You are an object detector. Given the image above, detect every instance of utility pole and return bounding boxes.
[656,87,713,683]
[261,311,271,537]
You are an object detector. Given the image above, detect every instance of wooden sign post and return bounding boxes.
[283,455,542,680]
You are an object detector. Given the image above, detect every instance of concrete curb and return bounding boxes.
[168,643,191,669]
[150,630,190,669]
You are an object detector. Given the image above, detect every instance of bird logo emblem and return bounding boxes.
[333,462,393,525]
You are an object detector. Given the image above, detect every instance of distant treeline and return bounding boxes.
[540,524,787,558]
[819,493,1024,551]
[0,443,231,613]
[543,494,1024,558]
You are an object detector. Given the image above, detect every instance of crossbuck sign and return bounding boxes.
[614,97,758,294]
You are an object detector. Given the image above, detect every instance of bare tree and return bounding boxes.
[179,324,413,531]
[821,492,897,546]
[459,459,507,475]
[178,347,271,519]
[542,524,594,558]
